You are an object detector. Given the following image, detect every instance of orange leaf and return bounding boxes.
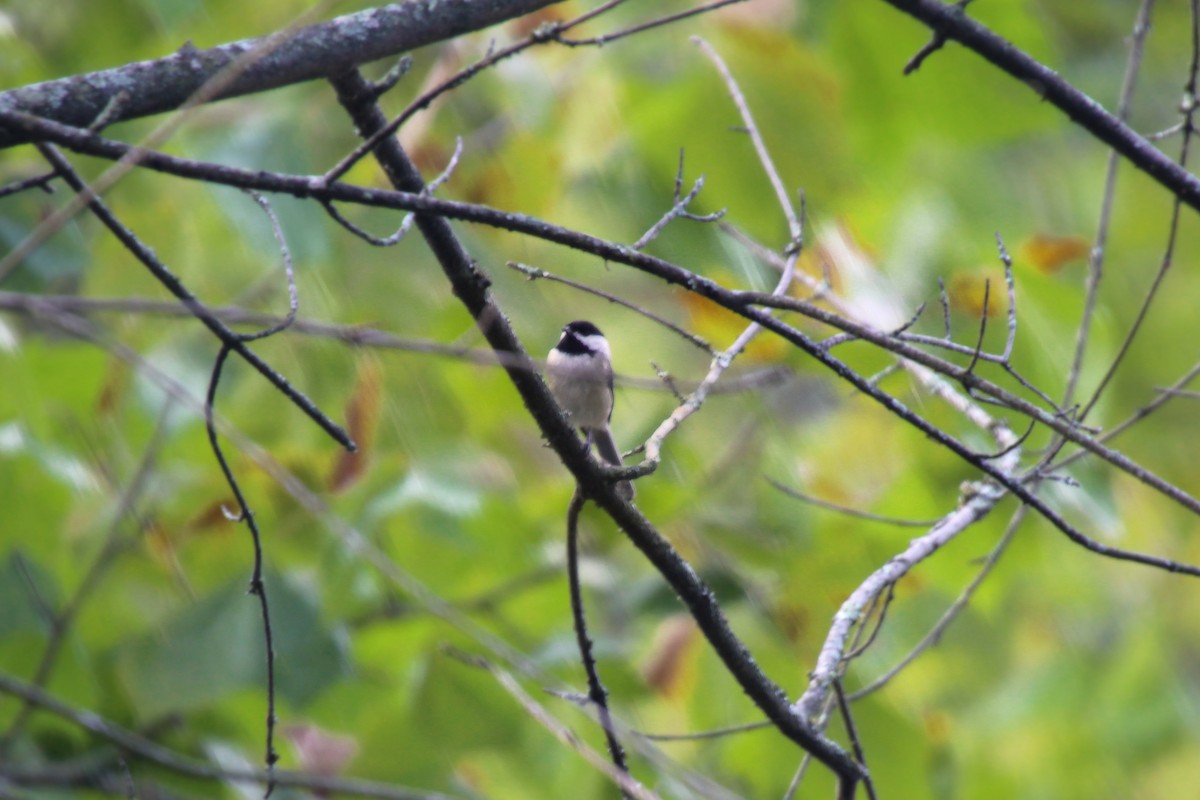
[1019,234,1089,275]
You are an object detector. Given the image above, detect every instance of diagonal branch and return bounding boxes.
[31,143,354,452]
[0,0,561,149]
[876,0,1200,214]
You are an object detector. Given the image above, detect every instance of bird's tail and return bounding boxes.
[588,427,635,501]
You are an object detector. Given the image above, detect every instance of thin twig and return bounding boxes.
[370,54,414,97]
[850,505,1025,701]
[844,582,896,661]
[204,344,279,793]
[0,170,59,198]
[324,137,464,246]
[566,488,630,782]
[0,673,453,800]
[962,279,990,378]
[1079,0,1195,422]
[766,477,941,527]
[637,720,771,742]
[243,191,298,340]
[508,261,715,354]
[30,143,354,451]
[1061,0,1155,406]
[632,151,726,249]
[556,0,749,47]
[692,37,801,243]
[444,649,660,800]
[833,682,877,800]
[903,0,976,74]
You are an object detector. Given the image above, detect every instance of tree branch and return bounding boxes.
[877,0,1200,214]
[0,0,561,149]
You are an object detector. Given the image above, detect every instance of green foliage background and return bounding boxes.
[4,1,1200,798]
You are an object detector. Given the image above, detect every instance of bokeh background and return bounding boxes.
[4,1,1200,797]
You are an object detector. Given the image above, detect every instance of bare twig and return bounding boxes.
[555,0,749,47]
[198,201,303,792]
[445,650,659,800]
[0,170,58,198]
[850,505,1025,700]
[903,0,976,74]
[637,720,771,742]
[1062,0,1156,406]
[566,488,630,782]
[205,344,280,793]
[766,477,941,528]
[29,143,354,451]
[1079,0,1197,422]
[508,261,714,354]
[0,673,453,800]
[632,151,726,249]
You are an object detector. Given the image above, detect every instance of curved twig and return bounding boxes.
[566,488,629,783]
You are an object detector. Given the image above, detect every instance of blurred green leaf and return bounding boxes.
[115,571,349,719]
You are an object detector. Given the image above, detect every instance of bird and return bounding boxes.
[546,320,635,500]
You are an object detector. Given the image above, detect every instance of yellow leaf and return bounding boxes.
[946,270,1006,318]
[679,276,787,361]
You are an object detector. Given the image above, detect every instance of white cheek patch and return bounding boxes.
[575,333,611,360]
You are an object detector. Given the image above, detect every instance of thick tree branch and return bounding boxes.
[0,0,561,149]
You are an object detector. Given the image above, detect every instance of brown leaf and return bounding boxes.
[642,614,699,698]
[95,357,130,417]
[329,357,382,493]
[284,723,359,780]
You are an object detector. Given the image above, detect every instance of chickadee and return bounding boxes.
[546,320,635,500]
